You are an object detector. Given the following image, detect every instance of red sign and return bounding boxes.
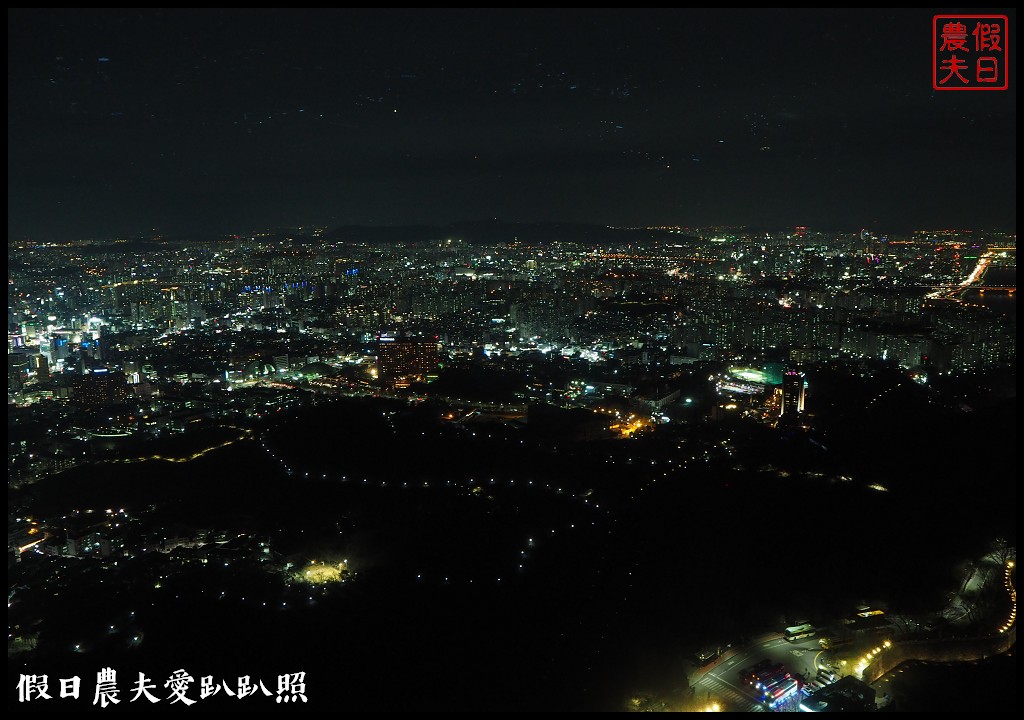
[933,15,1009,91]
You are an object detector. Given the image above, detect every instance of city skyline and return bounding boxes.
[8,224,1017,710]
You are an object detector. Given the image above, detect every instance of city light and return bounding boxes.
[296,559,351,586]
[998,560,1016,633]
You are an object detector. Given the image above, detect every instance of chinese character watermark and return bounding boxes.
[16,671,309,706]
[934,15,1008,90]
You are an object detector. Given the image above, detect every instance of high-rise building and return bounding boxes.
[376,335,440,388]
[72,370,130,407]
[8,352,31,390]
[781,370,806,416]
[31,354,49,380]
[51,335,70,362]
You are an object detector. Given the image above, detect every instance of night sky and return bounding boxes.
[7,8,1017,241]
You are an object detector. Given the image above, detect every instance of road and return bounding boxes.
[693,634,823,712]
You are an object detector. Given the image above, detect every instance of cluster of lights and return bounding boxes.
[853,639,892,677]
[100,427,253,465]
[299,559,349,586]
[924,250,995,301]
[609,413,650,437]
[997,560,1016,633]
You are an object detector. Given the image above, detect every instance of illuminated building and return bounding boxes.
[8,352,31,388]
[31,354,49,380]
[781,370,806,416]
[71,370,130,407]
[67,533,114,557]
[376,335,440,388]
[50,335,70,361]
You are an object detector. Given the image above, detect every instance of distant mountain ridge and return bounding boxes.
[322,220,691,246]
[16,221,697,252]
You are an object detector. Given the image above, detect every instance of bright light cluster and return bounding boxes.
[297,559,349,585]
[998,560,1016,634]
[853,639,892,678]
